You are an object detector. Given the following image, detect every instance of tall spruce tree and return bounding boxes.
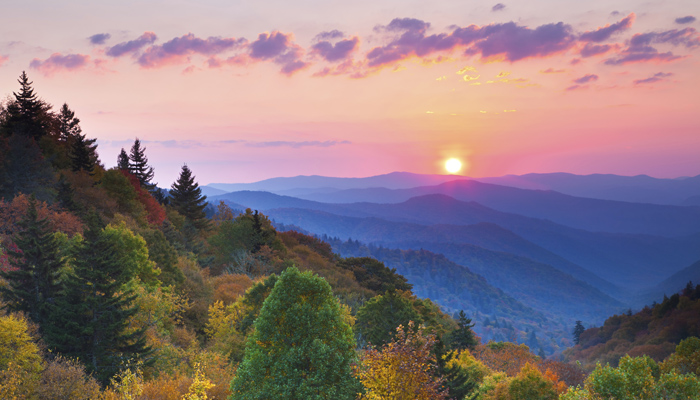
[128,138,156,191]
[448,310,478,351]
[117,148,130,170]
[2,71,50,139]
[170,164,208,230]
[57,103,81,141]
[46,215,150,384]
[0,196,62,329]
[70,132,97,173]
[573,320,585,345]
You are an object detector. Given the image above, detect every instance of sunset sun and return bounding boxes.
[445,158,462,174]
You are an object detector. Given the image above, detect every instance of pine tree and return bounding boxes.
[46,215,150,384]
[1,71,50,139]
[128,138,156,191]
[70,133,98,173]
[0,196,62,329]
[230,267,361,399]
[573,320,585,345]
[57,103,81,141]
[448,310,478,351]
[170,164,208,230]
[117,148,130,171]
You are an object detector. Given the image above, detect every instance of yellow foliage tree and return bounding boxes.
[0,314,42,374]
[182,362,215,400]
[355,322,447,400]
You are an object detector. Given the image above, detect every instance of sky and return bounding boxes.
[1,0,699,185]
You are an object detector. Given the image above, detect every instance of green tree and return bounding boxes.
[128,138,156,191]
[0,196,62,328]
[117,148,130,170]
[170,164,209,230]
[70,132,98,173]
[336,256,412,293]
[355,289,422,347]
[230,267,361,400]
[46,215,151,384]
[448,310,478,351]
[573,320,585,345]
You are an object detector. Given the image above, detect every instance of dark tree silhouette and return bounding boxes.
[128,138,156,191]
[170,164,208,230]
[573,320,585,345]
[117,148,130,170]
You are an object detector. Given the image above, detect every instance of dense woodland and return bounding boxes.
[1,72,700,399]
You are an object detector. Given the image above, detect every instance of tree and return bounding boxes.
[573,321,585,345]
[128,138,156,191]
[1,71,50,140]
[356,289,422,347]
[170,164,208,230]
[117,148,130,171]
[448,310,478,351]
[70,132,98,173]
[46,215,151,384]
[0,133,57,201]
[0,196,62,328]
[230,267,361,399]
[56,103,81,142]
[355,322,448,400]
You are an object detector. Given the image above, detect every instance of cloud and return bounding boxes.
[0,55,8,67]
[365,18,576,68]
[249,31,308,75]
[675,16,696,24]
[579,13,635,42]
[106,32,157,57]
[314,30,345,41]
[565,84,585,91]
[456,66,476,74]
[88,33,111,45]
[540,67,565,73]
[604,28,699,65]
[137,33,246,68]
[30,53,91,75]
[633,72,673,85]
[311,37,359,62]
[580,43,617,57]
[573,74,598,84]
[245,140,351,148]
[492,3,506,12]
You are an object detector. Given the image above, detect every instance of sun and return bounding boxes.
[445,158,462,174]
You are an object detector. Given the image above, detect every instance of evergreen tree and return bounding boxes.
[434,336,477,399]
[170,164,208,230]
[230,267,361,399]
[1,71,50,139]
[355,289,422,347]
[573,320,585,345]
[128,138,156,191]
[70,132,97,173]
[117,148,130,171]
[0,133,57,201]
[0,196,62,329]
[57,103,81,142]
[448,310,478,351]
[46,215,150,384]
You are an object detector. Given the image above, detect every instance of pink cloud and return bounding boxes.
[106,32,157,57]
[137,33,246,68]
[573,74,598,84]
[0,55,8,67]
[633,72,673,85]
[30,53,91,75]
[579,13,635,42]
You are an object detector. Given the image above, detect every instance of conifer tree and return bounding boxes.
[57,103,81,141]
[47,214,150,384]
[0,133,57,201]
[128,138,156,191]
[117,148,130,171]
[1,71,50,139]
[230,267,361,399]
[70,132,98,173]
[170,164,208,230]
[573,320,585,345]
[448,310,478,351]
[0,196,62,329]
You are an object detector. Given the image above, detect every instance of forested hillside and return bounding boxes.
[2,72,700,399]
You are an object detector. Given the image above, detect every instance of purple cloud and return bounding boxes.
[249,31,308,75]
[383,18,430,33]
[580,43,615,57]
[565,84,585,91]
[633,72,673,85]
[312,37,359,62]
[106,32,157,57]
[676,16,696,24]
[314,30,345,41]
[30,53,91,75]
[605,28,699,65]
[492,3,506,12]
[579,13,635,42]
[137,33,246,68]
[88,33,111,45]
[573,74,598,84]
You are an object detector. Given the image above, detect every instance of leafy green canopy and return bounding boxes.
[230,267,361,400]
